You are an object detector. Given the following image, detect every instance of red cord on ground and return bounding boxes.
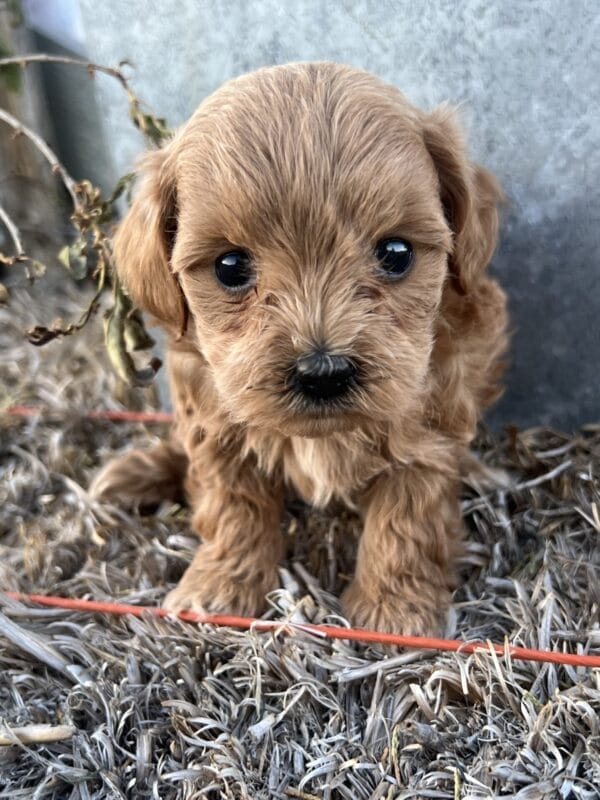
[6,405,174,423]
[4,593,600,668]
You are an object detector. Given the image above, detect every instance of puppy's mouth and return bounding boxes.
[277,404,363,437]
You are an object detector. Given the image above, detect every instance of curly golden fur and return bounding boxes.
[93,62,508,634]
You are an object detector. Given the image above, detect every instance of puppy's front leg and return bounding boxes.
[165,437,283,616]
[342,466,463,636]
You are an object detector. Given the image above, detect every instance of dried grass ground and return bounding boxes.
[0,287,599,800]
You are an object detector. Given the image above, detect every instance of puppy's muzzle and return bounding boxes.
[293,350,357,402]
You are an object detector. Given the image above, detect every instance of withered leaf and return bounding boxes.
[58,242,88,280]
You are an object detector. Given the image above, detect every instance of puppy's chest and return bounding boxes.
[282,434,388,508]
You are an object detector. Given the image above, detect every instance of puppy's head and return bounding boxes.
[115,63,501,437]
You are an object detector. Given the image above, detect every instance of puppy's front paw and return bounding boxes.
[341,580,447,636]
[163,551,278,617]
[163,580,208,616]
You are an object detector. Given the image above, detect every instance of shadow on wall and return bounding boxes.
[488,196,600,432]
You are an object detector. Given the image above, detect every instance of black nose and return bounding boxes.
[294,350,357,401]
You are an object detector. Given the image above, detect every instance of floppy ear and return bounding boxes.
[113,146,186,335]
[423,106,503,293]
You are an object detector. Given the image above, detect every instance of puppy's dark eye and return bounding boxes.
[214,250,254,291]
[374,238,414,279]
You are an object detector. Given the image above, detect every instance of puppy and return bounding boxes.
[93,62,508,635]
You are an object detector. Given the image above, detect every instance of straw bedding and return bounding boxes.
[0,287,599,799]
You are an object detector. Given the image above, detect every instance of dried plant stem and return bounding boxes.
[25,251,108,345]
[0,107,79,206]
[0,53,129,90]
[0,53,169,145]
[285,789,322,800]
[0,202,25,261]
[0,724,76,746]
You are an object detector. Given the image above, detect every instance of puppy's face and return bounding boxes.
[116,64,500,437]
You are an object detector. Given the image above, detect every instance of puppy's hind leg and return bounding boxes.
[90,440,188,511]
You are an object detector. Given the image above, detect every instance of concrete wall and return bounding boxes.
[33,0,600,429]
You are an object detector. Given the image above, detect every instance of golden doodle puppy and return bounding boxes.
[93,62,508,635]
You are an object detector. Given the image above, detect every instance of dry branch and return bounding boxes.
[0,52,171,384]
[0,106,79,205]
[0,724,76,746]
[0,201,24,259]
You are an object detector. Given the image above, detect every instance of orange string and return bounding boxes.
[4,593,599,668]
[5,405,174,423]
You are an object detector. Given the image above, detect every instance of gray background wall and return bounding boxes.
[25,0,600,430]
